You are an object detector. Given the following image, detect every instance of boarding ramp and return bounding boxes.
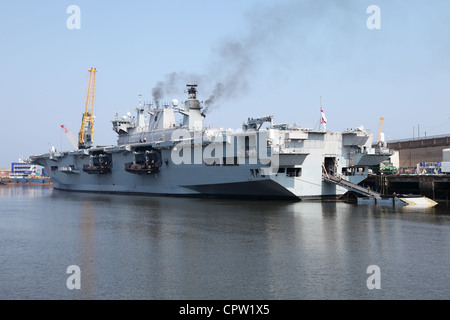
[322,172,382,199]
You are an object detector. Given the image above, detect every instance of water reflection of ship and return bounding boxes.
[79,201,96,299]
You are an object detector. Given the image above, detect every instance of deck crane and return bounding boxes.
[377,116,384,143]
[78,67,97,149]
[60,125,78,149]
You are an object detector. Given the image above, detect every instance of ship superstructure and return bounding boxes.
[31,84,393,200]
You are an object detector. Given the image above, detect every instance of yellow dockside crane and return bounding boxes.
[78,67,97,149]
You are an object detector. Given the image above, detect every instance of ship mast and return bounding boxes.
[319,96,323,131]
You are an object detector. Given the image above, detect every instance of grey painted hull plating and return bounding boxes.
[31,85,393,200]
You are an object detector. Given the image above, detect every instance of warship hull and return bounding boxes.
[31,84,393,200]
[31,137,391,200]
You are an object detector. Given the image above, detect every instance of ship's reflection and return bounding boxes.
[47,190,335,298]
[1,187,448,299]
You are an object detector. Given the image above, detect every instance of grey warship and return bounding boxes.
[31,83,393,200]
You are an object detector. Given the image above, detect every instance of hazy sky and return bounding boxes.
[1,0,449,168]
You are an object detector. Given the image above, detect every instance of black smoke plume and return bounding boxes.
[151,0,353,113]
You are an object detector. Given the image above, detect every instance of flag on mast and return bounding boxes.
[321,106,327,131]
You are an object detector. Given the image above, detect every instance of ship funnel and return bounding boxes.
[181,84,204,130]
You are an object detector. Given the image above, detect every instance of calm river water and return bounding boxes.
[0,186,449,300]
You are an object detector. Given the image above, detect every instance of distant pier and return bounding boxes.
[363,174,450,202]
[360,134,450,201]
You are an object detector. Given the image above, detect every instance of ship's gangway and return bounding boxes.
[322,171,382,199]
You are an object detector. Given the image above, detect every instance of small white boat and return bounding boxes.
[357,194,438,207]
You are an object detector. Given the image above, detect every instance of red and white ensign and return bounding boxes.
[321,107,327,124]
[321,106,327,131]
